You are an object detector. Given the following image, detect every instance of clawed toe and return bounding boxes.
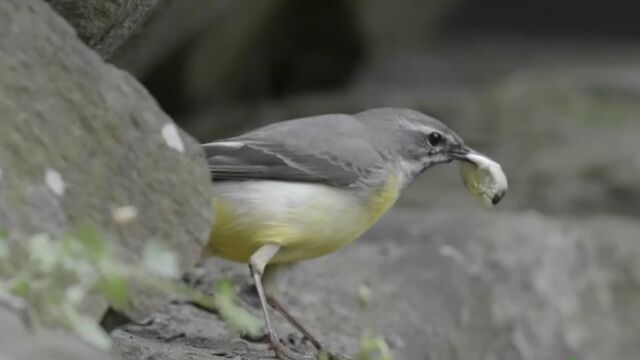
[269,335,316,360]
[267,335,352,360]
[324,351,351,360]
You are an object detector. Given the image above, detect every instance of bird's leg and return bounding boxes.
[249,244,314,360]
[263,266,351,360]
[265,294,322,350]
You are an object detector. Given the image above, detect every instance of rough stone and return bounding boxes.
[112,208,640,360]
[111,0,238,77]
[0,307,115,360]
[0,0,213,320]
[46,0,161,58]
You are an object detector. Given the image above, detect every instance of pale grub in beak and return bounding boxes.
[459,152,508,207]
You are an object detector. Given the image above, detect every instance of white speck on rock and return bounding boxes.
[162,123,184,153]
[439,245,478,274]
[0,167,3,182]
[112,205,139,224]
[45,168,65,196]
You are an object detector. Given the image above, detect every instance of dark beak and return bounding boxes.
[449,145,494,165]
[448,145,474,162]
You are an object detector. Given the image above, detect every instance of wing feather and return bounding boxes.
[203,114,387,187]
[204,139,371,186]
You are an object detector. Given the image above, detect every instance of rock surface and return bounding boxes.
[46,0,161,58]
[111,0,235,77]
[112,208,640,360]
[147,49,640,360]
[0,307,115,360]
[0,0,213,321]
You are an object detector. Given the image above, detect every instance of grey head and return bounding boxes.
[355,108,506,205]
[354,108,471,182]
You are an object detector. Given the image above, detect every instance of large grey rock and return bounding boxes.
[0,0,213,320]
[112,208,640,360]
[0,308,115,360]
[46,0,161,58]
[111,0,240,77]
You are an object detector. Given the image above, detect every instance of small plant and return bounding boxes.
[0,226,262,349]
[355,284,395,360]
[0,226,181,348]
[213,278,262,337]
[358,330,394,360]
[1,228,395,358]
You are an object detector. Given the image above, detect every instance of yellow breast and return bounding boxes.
[204,175,401,264]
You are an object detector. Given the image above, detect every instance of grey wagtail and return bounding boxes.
[202,108,507,360]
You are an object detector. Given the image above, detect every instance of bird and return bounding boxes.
[201,108,507,360]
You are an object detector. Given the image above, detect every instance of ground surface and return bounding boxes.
[111,206,640,360]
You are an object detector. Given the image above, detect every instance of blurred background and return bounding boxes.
[17,1,637,359]
[113,0,640,216]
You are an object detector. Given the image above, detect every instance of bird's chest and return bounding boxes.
[206,178,400,263]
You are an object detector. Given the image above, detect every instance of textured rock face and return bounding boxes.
[45,0,161,58]
[0,307,115,360]
[111,208,640,360]
[0,0,213,320]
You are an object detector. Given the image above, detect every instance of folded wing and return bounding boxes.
[204,138,372,186]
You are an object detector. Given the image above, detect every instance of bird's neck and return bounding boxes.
[396,159,425,189]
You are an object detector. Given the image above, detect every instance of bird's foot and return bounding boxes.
[269,334,316,360]
[314,350,352,360]
[320,351,351,360]
[268,335,352,360]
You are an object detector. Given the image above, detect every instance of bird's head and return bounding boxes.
[356,108,508,206]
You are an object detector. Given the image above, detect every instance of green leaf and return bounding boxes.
[358,331,394,360]
[175,284,216,309]
[142,241,178,278]
[0,232,6,258]
[9,277,31,297]
[214,279,263,337]
[65,285,87,305]
[358,284,371,308]
[73,225,110,260]
[28,233,59,271]
[64,306,112,350]
[99,271,130,310]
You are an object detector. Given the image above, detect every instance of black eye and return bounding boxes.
[427,132,444,147]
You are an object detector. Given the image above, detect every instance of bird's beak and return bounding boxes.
[450,146,508,207]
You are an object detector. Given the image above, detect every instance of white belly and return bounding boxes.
[207,180,375,263]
